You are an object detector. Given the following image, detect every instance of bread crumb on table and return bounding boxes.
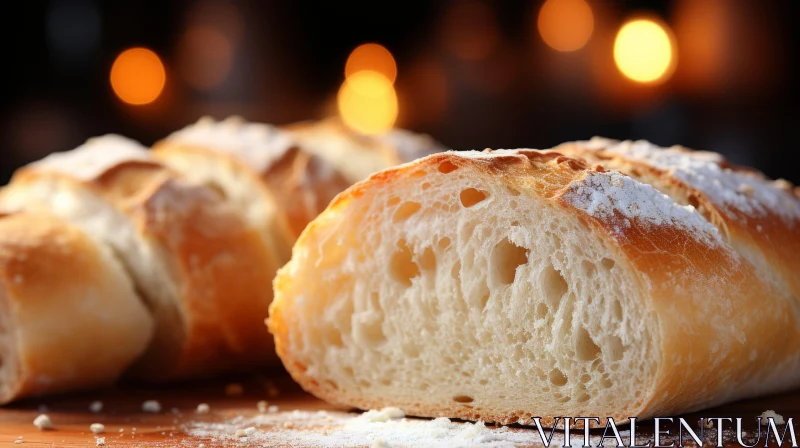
[196,403,210,414]
[13,440,22,444]
[89,401,103,413]
[33,414,53,430]
[90,423,105,434]
[257,400,269,413]
[760,410,785,425]
[284,421,294,429]
[95,437,105,446]
[268,405,279,413]
[372,439,392,448]
[235,427,256,437]
[142,400,161,413]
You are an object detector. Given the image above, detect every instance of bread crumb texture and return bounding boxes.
[141,400,161,413]
[33,414,53,430]
[759,410,785,425]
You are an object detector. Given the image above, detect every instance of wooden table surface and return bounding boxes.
[1,375,797,447]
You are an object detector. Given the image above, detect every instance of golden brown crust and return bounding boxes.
[555,140,800,312]
[5,147,279,381]
[0,213,153,403]
[270,149,800,424]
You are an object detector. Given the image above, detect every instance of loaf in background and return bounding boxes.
[0,135,280,381]
[268,146,800,426]
[154,116,445,245]
[0,212,153,404]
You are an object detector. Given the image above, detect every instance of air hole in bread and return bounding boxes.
[387,197,401,206]
[450,260,461,280]
[437,237,451,250]
[453,395,474,403]
[581,260,597,277]
[491,238,529,285]
[411,170,427,178]
[389,239,419,286]
[393,201,421,222]
[421,182,432,190]
[576,393,591,403]
[612,300,623,321]
[506,186,521,196]
[575,328,601,361]
[535,302,549,319]
[353,310,386,347]
[438,161,459,173]
[549,368,568,386]
[204,181,227,200]
[460,188,488,208]
[542,265,568,305]
[322,327,344,347]
[418,247,436,271]
[607,335,624,362]
[601,258,615,270]
[480,293,490,310]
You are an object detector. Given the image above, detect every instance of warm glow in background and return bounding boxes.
[3,1,795,184]
[613,19,676,84]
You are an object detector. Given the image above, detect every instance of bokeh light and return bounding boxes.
[345,43,397,83]
[338,70,398,135]
[178,26,234,91]
[537,0,594,52]
[613,19,676,84]
[110,48,166,105]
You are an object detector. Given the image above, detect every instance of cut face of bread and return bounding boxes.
[269,150,800,425]
[0,213,153,403]
[0,135,279,380]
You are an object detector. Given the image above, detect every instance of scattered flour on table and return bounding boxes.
[183,407,592,447]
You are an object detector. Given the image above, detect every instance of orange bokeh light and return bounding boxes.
[110,47,166,105]
[538,0,594,52]
[345,43,397,83]
[338,70,398,135]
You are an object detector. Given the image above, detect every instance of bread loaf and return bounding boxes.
[0,212,153,404]
[554,137,800,310]
[268,147,800,425]
[0,135,279,381]
[154,116,444,242]
[284,117,445,184]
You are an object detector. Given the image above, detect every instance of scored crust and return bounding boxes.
[0,135,280,380]
[0,212,153,403]
[269,148,800,426]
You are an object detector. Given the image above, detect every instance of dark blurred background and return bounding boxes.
[2,1,798,183]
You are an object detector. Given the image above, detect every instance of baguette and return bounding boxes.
[0,212,153,403]
[268,147,800,425]
[154,116,444,242]
[283,117,445,184]
[554,137,800,309]
[153,116,349,243]
[0,135,279,380]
